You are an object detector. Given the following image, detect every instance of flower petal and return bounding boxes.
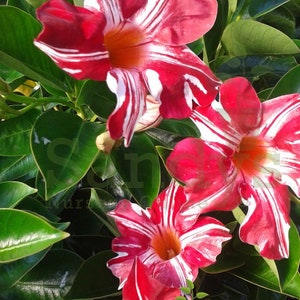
[134,95,162,132]
[122,258,181,300]
[191,102,241,152]
[239,176,290,259]
[84,0,124,29]
[166,138,241,215]
[106,69,147,146]
[150,180,189,228]
[258,94,300,196]
[34,0,110,81]
[219,77,262,134]
[143,44,220,119]
[133,0,218,45]
[107,199,154,238]
[180,216,231,267]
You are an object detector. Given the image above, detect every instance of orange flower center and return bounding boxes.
[232,136,267,176]
[151,228,181,260]
[104,23,146,69]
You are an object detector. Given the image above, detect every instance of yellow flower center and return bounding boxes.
[232,136,267,176]
[104,23,146,69]
[151,228,181,260]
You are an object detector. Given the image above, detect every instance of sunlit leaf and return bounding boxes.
[0,209,69,262]
[222,20,299,56]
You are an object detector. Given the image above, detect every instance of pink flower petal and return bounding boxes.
[84,0,124,28]
[133,0,218,45]
[34,0,110,81]
[122,258,181,300]
[191,103,241,153]
[106,69,147,146]
[166,138,241,215]
[239,177,290,259]
[143,44,220,119]
[180,216,231,267]
[219,77,263,134]
[258,94,300,196]
[107,199,153,237]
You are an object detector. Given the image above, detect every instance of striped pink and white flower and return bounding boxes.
[166,77,300,259]
[34,0,220,146]
[107,180,231,289]
[122,257,181,300]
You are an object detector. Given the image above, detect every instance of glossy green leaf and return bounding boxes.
[0,181,37,208]
[0,154,37,181]
[204,0,228,61]
[111,134,160,206]
[92,152,117,181]
[276,221,300,289]
[222,20,300,56]
[64,250,119,300]
[2,249,83,299]
[8,0,36,15]
[0,6,70,91]
[0,109,40,156]
[248,0,289,17]
[76,80,116,120]
[231,224,300,298]
[0,249,48,291]
[261,6,295,37]
[268,65,300,98]
[0,209,69,262]
[31,111,104,199]
[89,188,118,236]
[16,197,60,223]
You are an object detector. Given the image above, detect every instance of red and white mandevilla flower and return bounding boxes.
[34,0,220,146]
[166,77,300,259]
[107,180,231,289]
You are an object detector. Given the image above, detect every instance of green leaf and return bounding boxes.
[92,152,117,181]
[0,181,37,208]
[204,0,228,61]
[25,0,47,8]
[31,111,104,199]
[196,292,209,299]
[64,250,120,300]
[276,221,300,289]
[261,6,295,37]
[0,249,48,291]
[111,134,161,207]
[0,6,70,91]
[221,20,300,56]
[267,65,300,98]
[76,80,116,120]
[88,188,118,236]
[3,249,83,299]
[248,0,289,17]
[0,209,69,262]
[0,154,37,181]
[0,109,40,156]
[216,56,297,82]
